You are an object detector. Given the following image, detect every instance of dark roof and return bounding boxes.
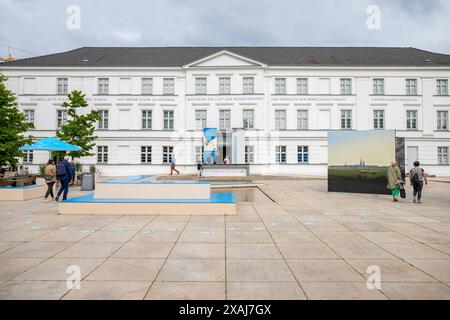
[2,47,450,67]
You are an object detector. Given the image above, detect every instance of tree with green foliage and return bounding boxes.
[0,74,34,167]
[56,90,101,159]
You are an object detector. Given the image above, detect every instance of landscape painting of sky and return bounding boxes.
[328,130,395,166]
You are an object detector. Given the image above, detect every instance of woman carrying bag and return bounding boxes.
[43,159,57,202]
[386,161,403,202]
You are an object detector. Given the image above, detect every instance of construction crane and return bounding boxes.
[0,44,37,62]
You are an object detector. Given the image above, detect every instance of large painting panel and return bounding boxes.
[328,130,398,194]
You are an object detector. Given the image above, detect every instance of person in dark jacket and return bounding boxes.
[55,156,74,201]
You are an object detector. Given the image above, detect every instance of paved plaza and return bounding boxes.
[0,178,449,300]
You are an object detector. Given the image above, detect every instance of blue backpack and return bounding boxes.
[56,162,66,177]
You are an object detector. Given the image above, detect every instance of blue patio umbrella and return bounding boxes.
[20,137,81,152]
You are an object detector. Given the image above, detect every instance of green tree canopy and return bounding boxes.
[56,90,101,159]
[0,74,33,167]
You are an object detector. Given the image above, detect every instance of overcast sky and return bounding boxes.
[1,0,449,59]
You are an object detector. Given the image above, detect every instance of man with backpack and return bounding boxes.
[55,156,74,201]
[409,161,428,203]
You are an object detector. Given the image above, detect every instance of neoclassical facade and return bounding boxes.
[1,47,450,176]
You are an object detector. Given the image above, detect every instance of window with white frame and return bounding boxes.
[57,110,68,129]
[275,110,286,130]
[163,78,175,95]
[341,110,352,129]
[275,78,286,95]
[98,78,109,94]
[57,78,68,95]
[297,110,308,130]
[406,110,417,130]
[195,146,204,163]
[245,145,254,164]
[162,146,173,163]
[296,78,308,95]
[242,109,254,129]
[297,146,309,163]
[23,109,35,126]
[195,77,207,95]
[219,110,231,130]
[373,79,384,95]
[437,79,448,95]
[22,150,33,164]
[373,110,385,129]
[98,110,109,129]
[243,77,254,94]
[275,145,287,163]
[141,78,153,95]
[437,111,448,130]
[141,146,152,163]
[340,78,352,95]
[438,146,449,164]
[219,77,231,94]
[97,146,108,163]
[163,110,174,130]
[142,110,152,129]
[406,79,417,95]
[195,110,207,129]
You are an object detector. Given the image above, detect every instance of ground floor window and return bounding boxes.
[438,146,449,164]
[162,146,173,163]
[275,145,287,163]
[297,146,309,163]
[97,146,108,163]
[245,145,254,163]
[141,146,152,163]
[22,150,33,164]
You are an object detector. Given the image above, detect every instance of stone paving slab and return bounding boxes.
[0,179,449,299]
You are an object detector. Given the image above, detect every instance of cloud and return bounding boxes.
[0,0,449,59]
[112,31,142,45]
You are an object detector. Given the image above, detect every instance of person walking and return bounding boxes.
[69,159,76,186]
[410,161,428,203]
[169,154,179,175]
[55,156,74,201]
[196,156,203,178]
[43,159,56,202]
[386,160,403,202]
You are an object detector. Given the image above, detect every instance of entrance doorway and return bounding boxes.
[217,130,231,164]
[407,146,418,171]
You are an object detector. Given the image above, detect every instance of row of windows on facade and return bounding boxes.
[22,108,450,131]
[22,145,450,165]
[53,77,450,96]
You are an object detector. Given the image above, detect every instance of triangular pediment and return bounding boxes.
[184,50,266,68]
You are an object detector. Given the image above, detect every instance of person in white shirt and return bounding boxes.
[170,154,179,175]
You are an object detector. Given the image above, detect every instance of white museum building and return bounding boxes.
[1,47,449,176]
